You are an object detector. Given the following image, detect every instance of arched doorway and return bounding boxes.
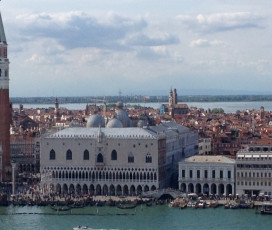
[188,183,194,193]
[83,184,88,194]
[180,183,186,193]
[137,185,142,195]
[130,185,136,195]
[151,185,156,191]
[103,185,108,195]
[63,184,68,195]
[116,185,122,196]
[90,184,95,195]
[76,184,82,195]
[218,184,224,195]
[123,185,129,196]
[56,184,61,194]
[196,183,202,194]
[203,184,209,195]
[226,184,232,196]
[110,185,115,196]
[69,184,75,194]
[144,185,149,192]
[211,184,217,195]
[96,184,102,195]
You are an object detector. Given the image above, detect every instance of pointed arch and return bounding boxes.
[128,152,134,163]
[83,149,89,160]
[97,153,103,163]
[66,149,72,160]
[111,150,117,160]
[50,149,56,160]
[146,153,152,163]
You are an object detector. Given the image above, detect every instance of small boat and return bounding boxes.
[179,202,187,209]
[146,200,153,207]
[197,200,206,209]
[51,205,71,211]
[117,202,137,209]
[260,203,272,215]
[224,202,230,209]
[73,226,91,230]
[229,203,239,209]
[209,201,219,208]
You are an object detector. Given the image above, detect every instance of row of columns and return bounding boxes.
[180,182,234,196]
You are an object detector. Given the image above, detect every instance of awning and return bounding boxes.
[237,155,244,158]
[245,155,252,158]
[261,155,268,157]
[253,155,259,158]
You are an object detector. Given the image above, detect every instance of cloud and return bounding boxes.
[190,39,225,47]
[126,34,179,47]
[16,11,148,50]
[177,12,264,33]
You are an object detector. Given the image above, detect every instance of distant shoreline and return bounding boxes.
[10,95,272,104]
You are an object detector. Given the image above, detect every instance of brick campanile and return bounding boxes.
[0,12,10,181]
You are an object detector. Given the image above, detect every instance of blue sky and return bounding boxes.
[2,0,272,96]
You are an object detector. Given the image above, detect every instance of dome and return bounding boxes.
[86,114,105,128]
[115,109,132,127]
[106,118,123,128]
[116,101,124,109]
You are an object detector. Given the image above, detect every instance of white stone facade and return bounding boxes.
[40,122,198,195]
[236,145,272,196]
[179,155,236,196]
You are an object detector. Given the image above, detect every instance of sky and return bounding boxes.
[1,0,272,97]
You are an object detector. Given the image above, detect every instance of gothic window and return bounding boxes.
[146,153,152,163]
[49,149,56,160]
[5,69,8,77]
[128,153,134,163]
[66,149,72,160]
[97,153,103,163]
[83,150,89,160]
[111,150,117,160]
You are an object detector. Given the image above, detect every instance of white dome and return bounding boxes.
[86,114,105,128]
[106,118,123,128]
[115,109,132,127]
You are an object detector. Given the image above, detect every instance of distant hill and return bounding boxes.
[10,94,272,104]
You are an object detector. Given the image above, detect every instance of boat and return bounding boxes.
[146,200,153,207]
[209,201,219,208]
[197,200,206,209]
[260,203,272,215]
[229,202,239,209]
[179,202,187,209]
[51,205,71,211]
[224,202,230,209]
[73,226,91,230]
[117,202,137,209]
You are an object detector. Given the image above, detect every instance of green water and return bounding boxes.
[0,205,271,230]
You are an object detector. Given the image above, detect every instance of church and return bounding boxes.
[40,101,198,195]
[160,88,189,118]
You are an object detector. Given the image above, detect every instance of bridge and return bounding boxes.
[141,189,185,199]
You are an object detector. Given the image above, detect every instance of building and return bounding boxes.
[0,12,10,181]
[199,138,212,155]
[160,89,189,118]
[10,135,40,174]
[236,145,272,196]
[178,155,236,196]
[40,104,198,195]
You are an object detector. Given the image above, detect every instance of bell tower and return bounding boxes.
[0,11,11,181]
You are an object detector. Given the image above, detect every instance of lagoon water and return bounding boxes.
[14,101,272,114]
[0,205,271,230]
